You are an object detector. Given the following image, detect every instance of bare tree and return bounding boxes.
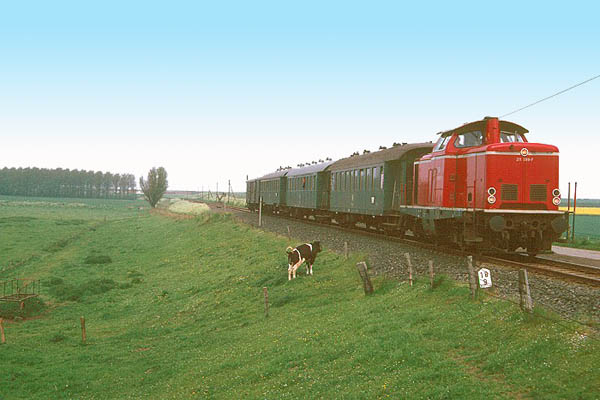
[139,167,168,208]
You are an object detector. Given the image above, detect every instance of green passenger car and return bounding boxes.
[285,161,334,211]
[256,170,287,209]
[328,143,433,216]
[246,179,259,210]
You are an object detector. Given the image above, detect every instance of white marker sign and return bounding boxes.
[478,268,492,288]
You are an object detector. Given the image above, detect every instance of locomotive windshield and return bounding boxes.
[500,131,525,143]
[433,136,450,151]
[454,131,483,148]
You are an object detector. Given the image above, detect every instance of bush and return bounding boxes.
[0,297,46,320]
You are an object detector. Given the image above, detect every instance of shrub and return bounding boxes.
[0,297,46,319]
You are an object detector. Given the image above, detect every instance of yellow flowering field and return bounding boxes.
[559,206,600,215]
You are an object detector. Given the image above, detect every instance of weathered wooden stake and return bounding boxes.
[428,260,435,289]
[80,316,86,343]
[258,197,263,227]
[404,253,414,286]
[356,262,374,295]
[263,287,269,317]
[0,318,5,344]
[518,269,533,313]
[344,241,349,259]
[286,226,291,241]
[467,256,477,299]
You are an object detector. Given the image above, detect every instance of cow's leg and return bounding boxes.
[310,263,313,275]
[288,266,292,281]
[293,259,303,279]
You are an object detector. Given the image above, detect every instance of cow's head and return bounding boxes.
[286,246,299,267]
[312,241,322,254]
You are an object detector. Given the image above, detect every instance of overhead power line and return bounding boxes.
[500,73,600,118]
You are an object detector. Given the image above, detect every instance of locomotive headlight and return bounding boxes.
[487,187,496,196]
[552,197,561,206]
[552,188,561,197]
[487,195,497,204]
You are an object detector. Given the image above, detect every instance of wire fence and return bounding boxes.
[373,250,600,340]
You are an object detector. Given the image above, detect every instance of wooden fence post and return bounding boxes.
[404,253,414,286]
[356,262,374,295]
[518,269,533,313]
[263,287,269,318]
[287,226,291,242]
[0,318,5,344]
[467,256,477,299]
[344,241,349,260]
[428,260,434,289]
[258,197,263,227]
[80,316,86,343]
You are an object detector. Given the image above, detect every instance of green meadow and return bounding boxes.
[0,196,599,399]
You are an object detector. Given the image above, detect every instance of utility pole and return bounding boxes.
[572,182,577,241]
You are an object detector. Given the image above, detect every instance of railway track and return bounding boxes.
[489,255,600,287]
[216,203,600,287]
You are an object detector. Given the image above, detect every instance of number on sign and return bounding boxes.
[478,268,492,288]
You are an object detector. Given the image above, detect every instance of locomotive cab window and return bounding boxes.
[500,131,525,143]
[454,131,483,148]
[433,136,450,152]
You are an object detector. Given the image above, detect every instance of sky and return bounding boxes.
[1,0,599,197]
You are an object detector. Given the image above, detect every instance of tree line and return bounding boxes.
[0,167,137,199]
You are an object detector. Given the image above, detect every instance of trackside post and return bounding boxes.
[429,260,435,289]
[258,196,263,227]
[356,262,373,295]
[404,253,414,286]
[467,256,477,299]
[518,269,533,312]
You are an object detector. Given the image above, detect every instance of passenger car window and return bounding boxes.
[454,131,483,148]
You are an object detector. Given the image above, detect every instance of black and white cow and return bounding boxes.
[286,241,322,280]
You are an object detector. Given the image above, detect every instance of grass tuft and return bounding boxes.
[83,254,112,264]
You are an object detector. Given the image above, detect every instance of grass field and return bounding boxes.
[1,196,599,399]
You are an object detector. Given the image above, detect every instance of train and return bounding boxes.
[246,117,569,255]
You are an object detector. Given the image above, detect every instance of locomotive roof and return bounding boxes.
[286,160,335,177]
[328,142,434,171]
[438,118,529,137]
[257,170,288,180]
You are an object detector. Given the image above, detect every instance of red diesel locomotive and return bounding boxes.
[246,117,568,255]
[412,116,567,254]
